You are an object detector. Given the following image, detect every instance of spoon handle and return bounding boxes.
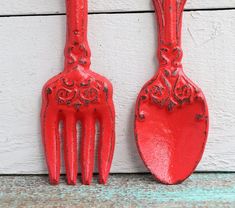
[153,0,186,68]
[153,0,186,45]
[64,0,91,71]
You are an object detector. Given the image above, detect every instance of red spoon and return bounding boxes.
[135,0,209,184]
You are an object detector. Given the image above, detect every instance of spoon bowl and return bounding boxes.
[135,70,208,184]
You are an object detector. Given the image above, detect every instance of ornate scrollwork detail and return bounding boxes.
[57,89,76,105]
[138,70,200,113]
[159,45,183,67]
[78,87,98,104]
[149,72,170,106]
[137,44,198,113]
[66,41,91,68]
[54,77,105,109]
[62,78,75,87]
[174,75,193,104]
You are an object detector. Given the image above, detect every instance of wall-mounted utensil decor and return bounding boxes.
[135,0,209,184]
[41,0,115,185]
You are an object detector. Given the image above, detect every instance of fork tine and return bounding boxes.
[63,114,78,185]
[98,108,115,184]
[80,116,95,185]
[41,106,60,185]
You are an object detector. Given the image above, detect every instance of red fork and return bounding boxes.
[41,0,115,185]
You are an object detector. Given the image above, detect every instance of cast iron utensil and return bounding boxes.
[41,0,115,185]
[135,0,209,184]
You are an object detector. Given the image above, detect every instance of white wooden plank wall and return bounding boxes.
[0,1,234,174]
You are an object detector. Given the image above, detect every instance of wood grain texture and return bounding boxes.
[0,174,234,207]
[0,10,235,174]
[0,0,235,15]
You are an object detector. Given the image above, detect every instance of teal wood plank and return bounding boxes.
[0,174,234,207]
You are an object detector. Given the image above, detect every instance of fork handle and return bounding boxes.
[64,0,91,71]
[153,0,186,68]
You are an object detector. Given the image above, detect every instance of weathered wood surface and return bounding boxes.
[0,0,235,15]
[0,10,235,174]
[0,174,234,207]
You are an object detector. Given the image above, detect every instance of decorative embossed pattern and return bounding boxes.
[44,73,110,111]
[65,38,91,69]
[137,44,202,115]
[54,77,106,108]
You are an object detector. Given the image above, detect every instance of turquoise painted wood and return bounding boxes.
[0,174,234,207]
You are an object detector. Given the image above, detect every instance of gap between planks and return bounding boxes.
[0,7,235,18]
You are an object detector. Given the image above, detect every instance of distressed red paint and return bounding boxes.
[41,0,115,185]
[135,0,209,184]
